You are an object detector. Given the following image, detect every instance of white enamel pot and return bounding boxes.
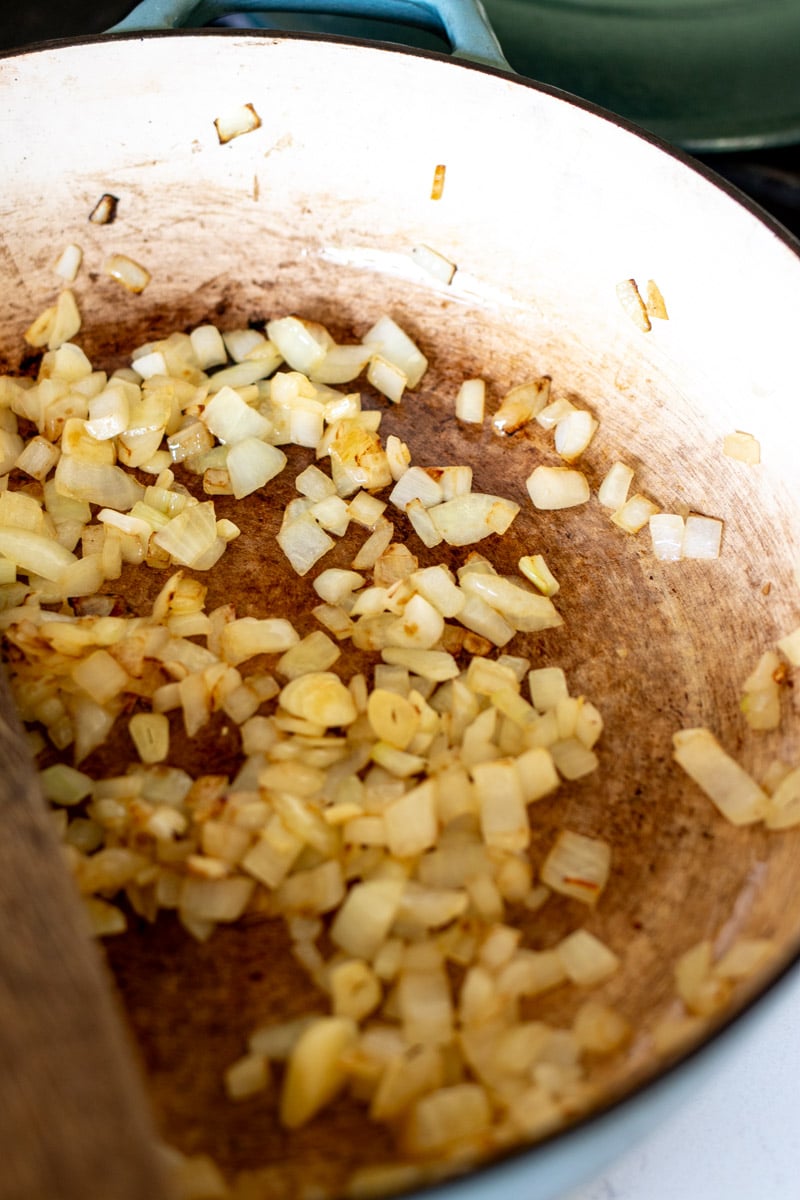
[2,3,800,1198]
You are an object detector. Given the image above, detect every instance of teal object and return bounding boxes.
[110,0,510,68]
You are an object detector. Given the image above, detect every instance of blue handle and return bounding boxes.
[109,0,510,70]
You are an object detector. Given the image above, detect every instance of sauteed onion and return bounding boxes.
[0,284,793,1197]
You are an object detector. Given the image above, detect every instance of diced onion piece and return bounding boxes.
[402,1084,491,1157]
[14,435,60,481]
[430,163,447,200]
[367,354,407,404]
[84,897,127,937]
[764,766,800,830]
[278,512,335,576]
[616,278,651,332]
[224,328,268,362]
[649,513,685,561]
[473,759,529,851]
[573,1001,630,1054]
[410,244,456,285]
[0,528,76,581]
[777,624,800,666]
[429,493,519,545]
[24,304,57,349]
[329,421,392,496]
[214,101,262,143]
[682,514,723,560]
[714,938,775,979]
[397,964,453,1045]
[492,378,550,434]
[389,466,442,511]
[459,572,562,632]
[381,647,459,682]
[362,316,428,389]
[526,466,589,510]
[740,649,781,731]
[536,397,576,431]
[329,960,382,1021]
[597,461,634,510]
[72,648,128,705]
[129,712,169,764]
[296,463,337,502]
[39,763,93,806]
[224,1052,270,1101]
[385,434,411,481]
[267,317,327,375]
[313,568,364,605]
[436,465,472,500]
[280,1016,357,1129]
[723,431,760,465]
[248,1016,322,1060]
[674,940,731,1016]
[201,385,272,444]
[646,279,669,320]
[540,830,611,904]
[405,499,443,549]
[153,501,218,568]
[132,350,168,380]
[384,779,438,857]
[611,493,659,534]
[457,594,515,647]
[348,491,387,529]
[190,324,228,370]
[455,379,485,424]
[103,254,151,294]
[53,243,83,283]
[207,357,279,391]
[352,517,394,571]
[221,617,299,665]
[1,429,24,474]
[51,343,93,382]
[411,565,464,618]
[330,878,406,959]
[85,385,131,441]
[550,737,599,780]
[515,747,560,802]
[38,289,81,351]
[554,409,598,462]
[226,438,286,499]
[280,672,357,727]
[518,554,559,596]
[241,818,303,888]
[672,728,767,825]
[557,929,620,986]
[311,344,374,386]
[277,630,340,679]
[313,603,355,641]
[88,193,118,224]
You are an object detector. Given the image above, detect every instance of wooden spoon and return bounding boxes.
[0,672,171,1200]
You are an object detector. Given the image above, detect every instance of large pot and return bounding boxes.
[2,3,800,1197]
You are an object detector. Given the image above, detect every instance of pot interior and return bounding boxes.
[1,30,800,1196]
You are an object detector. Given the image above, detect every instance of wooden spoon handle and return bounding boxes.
[0,676,171,1200]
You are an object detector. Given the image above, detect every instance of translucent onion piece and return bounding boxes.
[526,466,590,510]
[103,254,151,294]
[672,728,767,825]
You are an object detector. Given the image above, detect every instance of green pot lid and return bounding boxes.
[482,0,800,150]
